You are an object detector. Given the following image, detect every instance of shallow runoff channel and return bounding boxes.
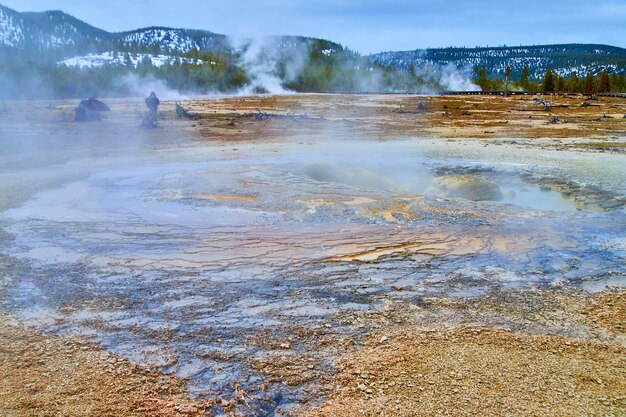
[1,134,625,415]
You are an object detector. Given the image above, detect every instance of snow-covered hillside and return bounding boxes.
[58,51,212,68]
[370,45,626,80]
[121,28,197,53]
[1,4,111,51]
[2,2,625,82]
[0,4,227,55]
[118,27,228,54]
[0,5,24,47]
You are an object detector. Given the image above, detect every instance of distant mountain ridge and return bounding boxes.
[1,2,626,82]
[0,3,229,54]
[0,4,110,51]
[370,44,626,80]
[118,27,229,54]
[0,3,340,58]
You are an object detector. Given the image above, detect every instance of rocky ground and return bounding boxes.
[309,290,626,417]
[2,288,624,416]
[0,312,211,417]
[174,93,626,146]
[0,93,624,416]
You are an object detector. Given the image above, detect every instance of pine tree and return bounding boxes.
[504,65,512,80]
[123,52,132,67]
[598,70,610,93]
[504,65,511,94]
[473,65,489,91]
[556,76,566,92]
[542,68,555,92]
[585,71,595,94]
[138,56,153,77]
[609,73,620,92]
[150,43,160,57]
[569,71,580,93]
[519,66,530,90]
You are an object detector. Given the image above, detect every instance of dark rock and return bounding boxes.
[74,104,101,122]
[80,98,110,112]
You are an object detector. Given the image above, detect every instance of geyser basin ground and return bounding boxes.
[0,94,625,417]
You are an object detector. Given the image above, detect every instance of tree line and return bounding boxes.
[0,43,452,99]
[2,44,625,99]
[473,65,626,93]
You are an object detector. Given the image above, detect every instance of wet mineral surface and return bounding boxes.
[0,95,624,416]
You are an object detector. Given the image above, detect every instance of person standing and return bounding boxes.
[143,91,160,127]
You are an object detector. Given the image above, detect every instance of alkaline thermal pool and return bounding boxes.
[0,138,624,415]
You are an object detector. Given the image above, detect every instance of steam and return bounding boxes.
[353,65,386,93]
[1,39,478,99]
[112,73,191,100]
[0,67,195,100]
[438,64,479,91]
[163,41,477,95]
[412,63,479,93]
[0,66,53,99]
[229,37,301,95]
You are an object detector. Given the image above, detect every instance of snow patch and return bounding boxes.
[58,51,208,68]
[0,7,25,47]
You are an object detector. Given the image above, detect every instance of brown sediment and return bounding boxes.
[3,94,625,151]
[369,202,422,222]
[393,195,426,201]
[180,94,626,144]
[344,196,378,205]
[429,289,626,344]
[0,313,211,417]
[307,289,626,417]
[309,326,626,417]
[318,240,454,262]
[192,193,258,202]
[316,225,572,263]
[297,197,342,205]
[582,291,626,335]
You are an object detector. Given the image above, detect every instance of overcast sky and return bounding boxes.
[4,0,626,54]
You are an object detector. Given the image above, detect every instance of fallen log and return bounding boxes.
[176,102,200,120]
[252,110,326,121]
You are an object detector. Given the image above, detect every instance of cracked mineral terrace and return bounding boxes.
[0,94,625,416]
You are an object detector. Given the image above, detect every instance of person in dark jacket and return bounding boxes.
[143,92,160,127]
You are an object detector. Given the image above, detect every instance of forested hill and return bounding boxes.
[0,3,344,58]
[1,4,110,53]
[370,44,626,80]
[0,3,231,55]
[2,2,626,98]
[0,3,358,97]
[3,2,625,79]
